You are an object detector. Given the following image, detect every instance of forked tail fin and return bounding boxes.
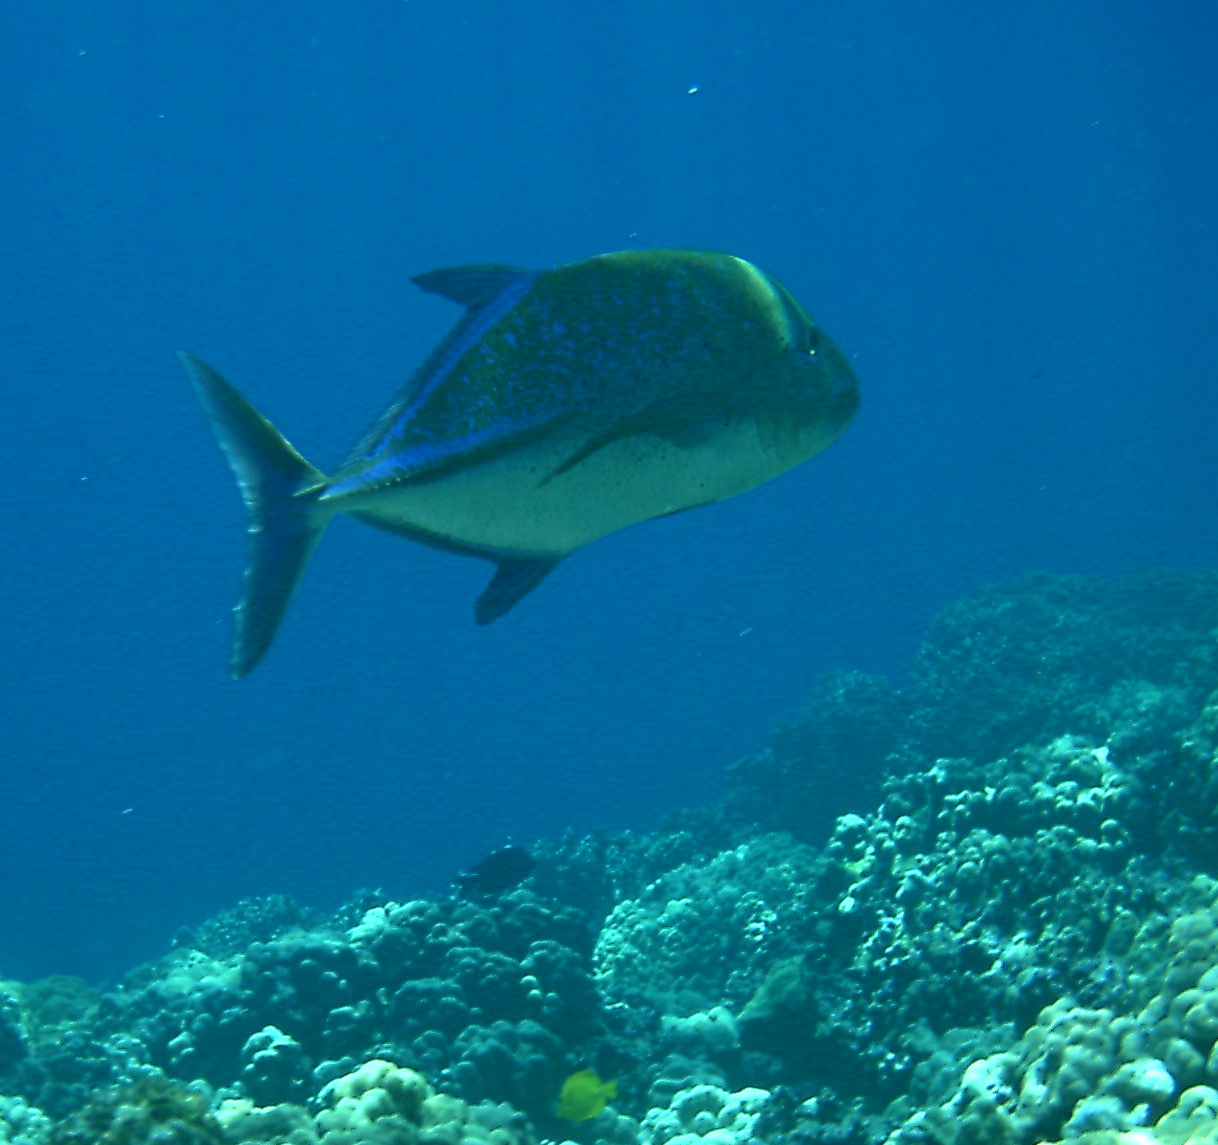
[179,352,330,677]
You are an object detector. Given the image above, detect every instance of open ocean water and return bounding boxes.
[2,0,1215,1052]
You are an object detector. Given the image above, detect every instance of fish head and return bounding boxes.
[753,276,860,466]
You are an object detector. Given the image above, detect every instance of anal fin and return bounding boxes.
[476,557,561,625]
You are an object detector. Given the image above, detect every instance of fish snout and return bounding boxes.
[812,338,861,428]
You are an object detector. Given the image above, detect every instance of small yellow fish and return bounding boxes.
[556,1068,618,1121]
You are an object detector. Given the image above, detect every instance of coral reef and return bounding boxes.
[0,1094,50,1145]
[47,1075,224,1144]
[640,1081,771,1145]
[1,571,1217,1145]
[183,1060,533,1145]
[904,569,1218,762]
[723,670,910,845]
[593,834,823,1016]
[886,883,1218,1144]
[89,889,603,1125]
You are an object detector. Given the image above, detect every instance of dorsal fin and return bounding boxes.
[412,264,531,310]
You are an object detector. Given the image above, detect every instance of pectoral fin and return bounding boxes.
[543,391,744,484]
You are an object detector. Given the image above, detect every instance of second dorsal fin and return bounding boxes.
[411,264,532,310]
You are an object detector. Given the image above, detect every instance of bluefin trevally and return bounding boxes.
[181,249,859,677]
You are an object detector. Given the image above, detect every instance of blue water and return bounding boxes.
[3,0,1214,984]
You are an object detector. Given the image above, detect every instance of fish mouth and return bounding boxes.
[820,349,861,424]
[832,372,861,423]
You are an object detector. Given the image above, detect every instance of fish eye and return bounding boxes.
[803,326,820,357]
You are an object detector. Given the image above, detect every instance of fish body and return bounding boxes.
[453,845,535,898]
[556,1069,618,1121]
[182,249,859,676]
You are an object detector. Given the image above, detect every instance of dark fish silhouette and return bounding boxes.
[453,845,535,898]
[182,249,859,676]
